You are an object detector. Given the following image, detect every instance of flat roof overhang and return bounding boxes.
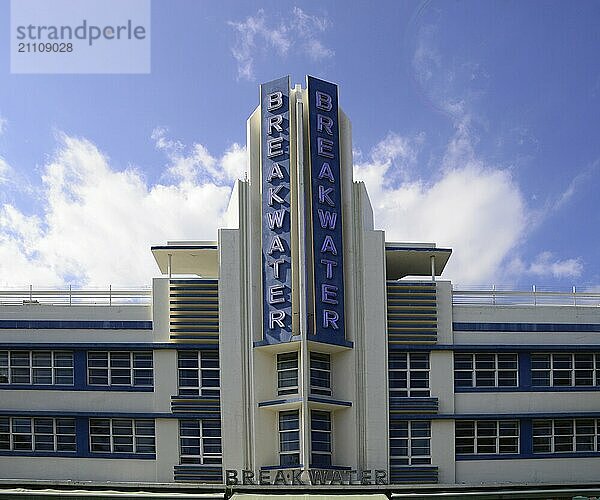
[385,243,452,280]
[151,241,218,278]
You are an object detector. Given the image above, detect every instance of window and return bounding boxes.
[0,417,76,452]
[389,352,430,397]
[531,353,600,387]
[389,420,431,465]
[310,352,331,396]
[179,419,222,464]
[311,410,332,466]
[533,419,600,453]
[88,351,153,387]
[178,351,219,397]
[0,351,73,385]
[455,420,519,455]
[89,418,155,454]
[277,352,298,396]
[278,410,300,466]
[454,353,518,388]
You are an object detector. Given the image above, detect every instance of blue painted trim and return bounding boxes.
[0,384,75,391]
[0,385,125,392]
[455,386,600,393]
[388,344,600,352]
[307,465,353,470]
[76,417,88,455]
[0,410,189,418]
[386,247,452,253]
[308,338,354,348]
[74,350,86,390]
[525,452,600,459]
[0,343,218,350]
[389,412,600,420]
[308,396,352,407]
[453,322,600,333]
[258,397,302,408]
[0,451,77,458]
[519,352,531,391]
[83,452,156,460]
[254,336,302,348]
[454,387,522,393]
[0,320,152,330]
[261,464,304,470]
[456,453,600,461]
[152,245,217,250]
[521,418,532,456]
[455,454,521,461]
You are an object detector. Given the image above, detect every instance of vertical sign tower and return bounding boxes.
[261,76,293,344]
[259,75,348,347]
[306,76,347,346]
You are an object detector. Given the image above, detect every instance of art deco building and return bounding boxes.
[0,76,599,497]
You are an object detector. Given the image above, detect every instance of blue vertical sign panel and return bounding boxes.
[261,76,293,344]
[307,76,347,346]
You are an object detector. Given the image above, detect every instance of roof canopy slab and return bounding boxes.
[385,243,452,280]
[151,241,218,278]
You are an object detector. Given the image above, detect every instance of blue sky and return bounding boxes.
[0,0,598,289]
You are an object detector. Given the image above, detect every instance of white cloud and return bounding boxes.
[152,127,246,185]
[0,133,247,287]
[354,123,590,286]
[0,157,10,185]
[228,7,333,80]
[0,115,6,135]
[355,127,528,286]
[508,252,583,279]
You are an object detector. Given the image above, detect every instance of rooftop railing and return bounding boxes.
[453,286,600,307]
[1,285,598,307]
[0,286,152,306]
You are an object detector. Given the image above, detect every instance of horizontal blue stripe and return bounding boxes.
[260,464,305,470]
[389,411,600,420]
[453,322,600,332]
[456,386,600,393]
[0,320,152,330]
[456,452,600,461]
[386,247,452,253]
[0,410,220,418]
[0,342,219,350]
[153,245,217,250]
[253,335,301,348]
[0,385,153,392]
[388,344,600,351]
[258,397,302,407]
[0,451,155,460]
[308,396,352,407]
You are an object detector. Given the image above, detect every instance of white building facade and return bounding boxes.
[1,76,599,490]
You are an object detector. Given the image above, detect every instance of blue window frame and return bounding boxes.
[179,419,222,465]
[389,352,430,397]
[0,416,76,452]
[310,410,332,467]
[310,352,331,396]
[531,353,600,387]
[0,350,73,386]
[390,420,431,466]
[277,352,299,396]
[455,420,519,455]
[454,353,518,388]
[533,418,600,453]
[177,350,220,397]
[279,410,300,466]
[87,351,153,387]
[89,418,155,454]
